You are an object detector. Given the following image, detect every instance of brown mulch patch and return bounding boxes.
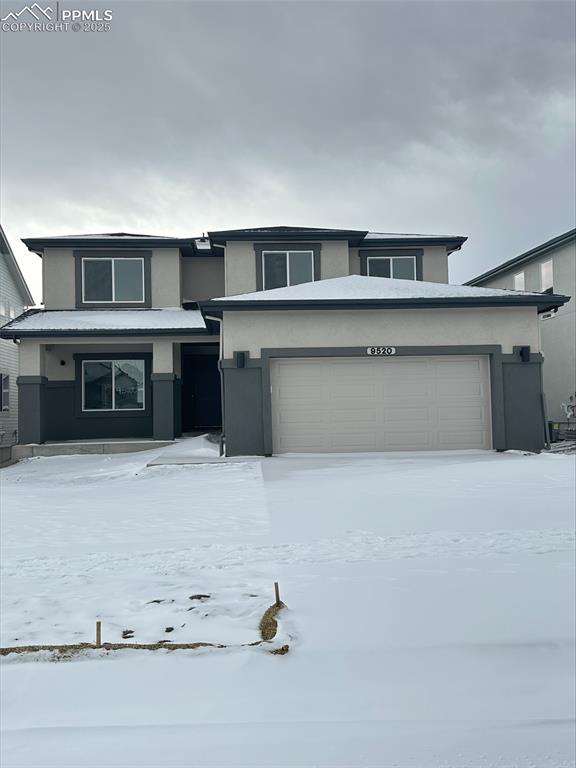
[259,601,286,642]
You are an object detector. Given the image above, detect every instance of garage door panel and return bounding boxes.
[271,356,492,453]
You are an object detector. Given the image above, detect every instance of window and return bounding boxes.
[513,271,525,291]
[9,306,16,319]
[82,360,145,411]
[0,374,9,411]
[540,259,553,292]
[0,302,6,318]
[367,256,416,280]
[262,251,314,290]
[82,258,144,303]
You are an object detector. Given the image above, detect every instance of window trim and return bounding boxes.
[254,242,321,291]
[74,251,152,309]
[540,259,554,292]
[74,353,152,419]
[261,249,315,291]
[513,271,525,291]
[359,249,424,280]
[366,254,417,280]
[1,373,9,412]
[81,257,146,305]
[81,358,146,412]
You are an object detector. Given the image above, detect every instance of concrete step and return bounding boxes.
[11,440,174,460]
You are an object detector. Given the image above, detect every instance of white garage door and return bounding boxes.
[270,356,492,453]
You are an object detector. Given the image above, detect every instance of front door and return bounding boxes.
[181,346,222,431]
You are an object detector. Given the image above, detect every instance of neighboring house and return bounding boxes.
[0,226,570,455]
[0,225,34,445]
[466,229,576,423]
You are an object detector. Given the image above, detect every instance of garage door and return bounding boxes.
[270,356,492,453]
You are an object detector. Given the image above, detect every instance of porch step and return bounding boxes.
[12,440,174,460]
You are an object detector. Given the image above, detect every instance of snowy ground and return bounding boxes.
[0,443,574,767]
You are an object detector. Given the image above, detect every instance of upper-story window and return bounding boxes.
[82,257,145,303]
[262,250,314,290]
[513,271,525,291]
[367,255,416,280]
[540,259,553,292]
[75,251,151,308]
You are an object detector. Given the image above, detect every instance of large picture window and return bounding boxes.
[262,250,314,290]
[367,256,416,280]
[82,360,145,411]
[82,258,145,303]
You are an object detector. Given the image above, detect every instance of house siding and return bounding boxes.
[0,252,27,442]
[477,239,575,421]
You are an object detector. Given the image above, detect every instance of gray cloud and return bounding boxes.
[1,0,574,301]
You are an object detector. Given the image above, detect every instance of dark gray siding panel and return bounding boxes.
[223,368,264,456]
[44,381,153,441]
[502,361,546,451]
[151,374,181,440]
[17,377,46,444]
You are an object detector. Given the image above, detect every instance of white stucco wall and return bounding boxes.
[222,307,541,358]
[43,249,76,309]
[151,248,181,307]
[320,241,349,279]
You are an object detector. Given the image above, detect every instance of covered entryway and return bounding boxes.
[181,344,222,432]
[270,355,492,453]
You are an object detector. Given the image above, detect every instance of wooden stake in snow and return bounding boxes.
[95,621,102,648]
[274,582,281,606]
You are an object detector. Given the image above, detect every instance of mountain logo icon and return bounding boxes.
[1,4,53,22]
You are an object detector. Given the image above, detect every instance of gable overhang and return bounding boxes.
[201,293,570,317]
[465,229,576,285]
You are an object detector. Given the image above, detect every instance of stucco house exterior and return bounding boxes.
[0,226,569,455]
[467,229,575,424]
[0,225,34,447]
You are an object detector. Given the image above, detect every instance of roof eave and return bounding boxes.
[362,236,467,253]
[0,327,213,340]
[208,230,369,246]
[201,294,570,316]
[22,237,197,255]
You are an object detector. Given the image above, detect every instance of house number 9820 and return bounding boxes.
[366,346,397,356]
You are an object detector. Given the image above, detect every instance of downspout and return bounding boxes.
[205,313,225,457]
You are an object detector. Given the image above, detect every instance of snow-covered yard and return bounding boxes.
[1,444,574,767]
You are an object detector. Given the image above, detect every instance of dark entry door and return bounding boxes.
[181,347,222,431]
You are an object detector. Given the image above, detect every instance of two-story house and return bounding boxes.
[0,225,34,451]
[466,229,576,424]
[0,226,569,456]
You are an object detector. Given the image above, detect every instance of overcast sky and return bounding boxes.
[1,0,574,302]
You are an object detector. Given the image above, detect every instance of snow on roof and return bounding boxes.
[34,232,174,240]
[364,232,464,240]
[212,275,545,302]
[2,308,206,333]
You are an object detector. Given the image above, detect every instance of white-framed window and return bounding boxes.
[8,306,16,319]
[540,259,553,292]
[262,250,314,290]
[0,374,9,412]
[513,271,525,291]
[367,255,416,280]
[0,301,6,318]
[82,359,145,412]
[82,257,145,303]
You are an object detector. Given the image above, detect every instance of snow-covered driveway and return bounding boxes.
[1,447,574,767]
